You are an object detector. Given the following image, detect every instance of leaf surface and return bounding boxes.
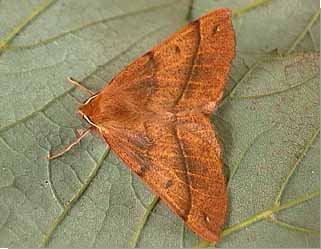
[0,0,319,247]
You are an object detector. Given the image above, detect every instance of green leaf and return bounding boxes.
[212,52,320,248]
[0,0,319,248]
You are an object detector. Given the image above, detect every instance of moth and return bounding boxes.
[50,8,235,243]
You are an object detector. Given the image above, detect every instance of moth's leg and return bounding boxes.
[67,77,95,95]
[47,128,91,160]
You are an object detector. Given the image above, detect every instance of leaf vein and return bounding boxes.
[41,148,110,247]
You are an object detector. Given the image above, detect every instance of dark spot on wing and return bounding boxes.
[212,25,220,34]
[174,45,181,54]
[130,151,149,176]
[130,133,152,149]
[164,179,174,189]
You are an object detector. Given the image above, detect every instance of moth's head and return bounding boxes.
[78,94,100,129]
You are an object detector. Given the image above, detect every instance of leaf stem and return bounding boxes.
[128,196,160,248]
[285,9,320,55]
[223,190,320,238]
[227,125,275,187]
[4,1,179,51]
[231,74,318,100]
[0,0,57,51]
[274,128,320,205]
[41,149,110,247]
[220,60,259,106]
[193,190,320,248]
[232,0,272,17]
[267,218,320,236]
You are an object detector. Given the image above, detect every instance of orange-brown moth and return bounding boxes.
[50,8,235,243]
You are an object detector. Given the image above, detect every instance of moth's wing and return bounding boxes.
[173,111,227,242]
[103,111,227,242]
[102,9,235,113]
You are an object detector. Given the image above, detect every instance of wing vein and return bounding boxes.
[173,20,201,106]
[172,124,192,218]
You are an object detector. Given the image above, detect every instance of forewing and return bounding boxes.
[102,9,235,113]
[103,111,227,242]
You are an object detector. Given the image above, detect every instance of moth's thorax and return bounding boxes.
[78,94,102,129]
[78,92,147,131]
